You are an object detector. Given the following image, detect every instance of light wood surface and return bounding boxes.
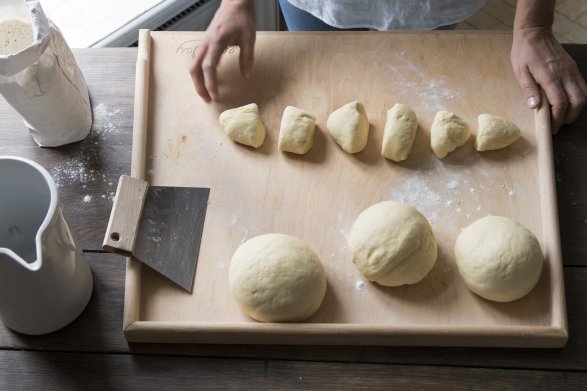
[124,31,566,346]
[1,46,587,389]
[102,175,149,255]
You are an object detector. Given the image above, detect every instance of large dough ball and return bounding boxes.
[430,110,471,159]
[454,216,543,302]
[381,103,418,162]
[474,114,521,151]
[327,101,369,153]
[229,233,326,322]
[219,103,266,148]
[278,106,316,154]
[349,201,437,287]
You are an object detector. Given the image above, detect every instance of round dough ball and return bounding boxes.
[349,201,437,287]
[455,216,543,302]
[229,233,326,322]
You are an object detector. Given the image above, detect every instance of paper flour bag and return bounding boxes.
[0,0,92,147]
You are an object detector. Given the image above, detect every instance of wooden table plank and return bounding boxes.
[0,253,126,351]
[1,350,585,390]
[1,253,587,371]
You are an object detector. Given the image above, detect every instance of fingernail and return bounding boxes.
[528,96,538,108]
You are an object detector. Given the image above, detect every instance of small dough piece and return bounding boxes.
[381,103,418,162]
[278,106,316,154]
[430,110,471,159]
[219,103,266,148]
[229,233,327,322]
[327,101,369,153]
[475,114,521,151]
[349,201,437,287]
[455,216,543,302]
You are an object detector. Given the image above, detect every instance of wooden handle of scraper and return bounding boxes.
[102,175,149,256]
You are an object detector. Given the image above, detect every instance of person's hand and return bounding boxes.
[511,26,587,133]
[190,0,256,102]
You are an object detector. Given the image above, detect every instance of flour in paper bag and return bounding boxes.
[0,1,92,147]
[0,19,32,55]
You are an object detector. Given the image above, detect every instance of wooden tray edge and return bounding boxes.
[123,31,569,347]
[123,321,568,347]
[123,29,151,330]
[534,91,568,336]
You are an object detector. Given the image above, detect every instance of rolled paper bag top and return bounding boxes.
[0,0,92,147]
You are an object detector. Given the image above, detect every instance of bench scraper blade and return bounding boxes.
[133,185,209,292]
[103,176,209,292]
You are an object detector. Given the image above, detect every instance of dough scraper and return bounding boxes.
[102,175,209,292]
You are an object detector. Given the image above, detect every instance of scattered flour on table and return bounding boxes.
[446,180,459,189]
[387,54,465,112]
[49,103,123,204]
[339,226,350,240]
[336,212,351,240]
[501,183,516,197]
[380,160,520,230]
[383,175,445,224]
[92,103,121,139]
[228,202,244,229]
[355,280,366,293]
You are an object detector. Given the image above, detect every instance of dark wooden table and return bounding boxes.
[0,45,586,390]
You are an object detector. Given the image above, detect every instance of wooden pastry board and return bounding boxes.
[123,30,567,347]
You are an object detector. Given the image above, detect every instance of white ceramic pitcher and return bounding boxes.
[0,156,93,335]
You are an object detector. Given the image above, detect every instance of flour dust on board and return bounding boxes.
[0,0,92,147]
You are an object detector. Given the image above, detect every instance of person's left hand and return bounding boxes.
[511,26,587,133]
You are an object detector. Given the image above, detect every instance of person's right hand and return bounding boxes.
[511,25,587,133]
[190,0,256,102]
